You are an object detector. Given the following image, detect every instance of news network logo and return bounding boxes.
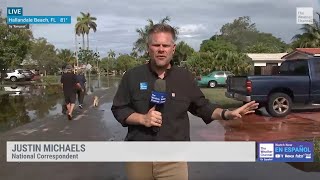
[259,143,274,159]
[296,7,313,24]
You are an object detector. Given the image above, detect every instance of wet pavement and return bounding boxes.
[191,109,320,141]
[0,76,319,179]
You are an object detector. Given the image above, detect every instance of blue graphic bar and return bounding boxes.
[257,142,314,162]
[7,16,71,24]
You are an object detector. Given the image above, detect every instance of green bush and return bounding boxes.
[314,138,320,162]
[41,76,60,84]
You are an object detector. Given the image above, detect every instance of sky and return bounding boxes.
[0,0,319,57]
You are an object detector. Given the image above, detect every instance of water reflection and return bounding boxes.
[0,94,30,132]
[0,76,121,133]
[0,84,63,133]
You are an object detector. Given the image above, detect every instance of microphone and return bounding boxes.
[150,79,166,133]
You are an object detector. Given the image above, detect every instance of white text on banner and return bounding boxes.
[7,141,256,162]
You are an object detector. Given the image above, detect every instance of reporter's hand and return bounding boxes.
[226,101,259,120]
[142,106,162,127]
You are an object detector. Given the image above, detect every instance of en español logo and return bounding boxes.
[257,142,314,162]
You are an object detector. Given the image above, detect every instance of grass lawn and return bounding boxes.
[315,138,320,162]
[200,88,242,109]
[41,75,61,84]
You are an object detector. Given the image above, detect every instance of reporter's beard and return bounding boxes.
[151,59,172,71]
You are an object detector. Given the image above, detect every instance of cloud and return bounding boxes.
[179,24,207,34]
[1,0,317,57]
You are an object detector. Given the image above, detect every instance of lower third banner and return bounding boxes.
[7,141,256,162]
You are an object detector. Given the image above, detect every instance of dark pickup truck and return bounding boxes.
[225,58,320,117]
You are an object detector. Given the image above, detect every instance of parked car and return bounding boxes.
[0,72,8,79]
[17,69,35,81]
[225,58,320,117]
[197,71,234,88]
[3,86,24,96]
[4,69,25,82]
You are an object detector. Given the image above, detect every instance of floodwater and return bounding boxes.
[0,75,121,133]
[1,75,320,173]
[1,75,320,143]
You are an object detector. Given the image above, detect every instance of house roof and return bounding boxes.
[296,48,320,55]
[281,48,320,59]
[246,53,288,61]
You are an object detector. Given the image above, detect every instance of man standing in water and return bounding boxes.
[76,69,86,109]
[61,65,81,120]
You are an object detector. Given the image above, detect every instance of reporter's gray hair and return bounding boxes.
[147,23,177,43]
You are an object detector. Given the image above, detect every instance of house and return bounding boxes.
[247,53,288,75]
[20,54,38,67]
[281,48,320,60]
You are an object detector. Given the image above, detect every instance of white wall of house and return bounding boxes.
[247,53,287,67]
[253,62,283,67]
[254,62,266,66]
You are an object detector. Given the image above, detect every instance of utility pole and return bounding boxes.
[75,30,79,68]
[96,47,98,73]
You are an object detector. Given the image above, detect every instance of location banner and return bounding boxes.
[257,142,314,162]
[7,16,71,24]
[6,7,71,25]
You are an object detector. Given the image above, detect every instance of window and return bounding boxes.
[254,66,261,75]
[279,62,289,74]
[280,60,308,75]
[267,63,278,66]
[291,61,309,75]
[215,72,224,76]
[314,61,320,77]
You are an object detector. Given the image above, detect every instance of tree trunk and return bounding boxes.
[0,69,6,84]
[87,33,89,50]
[75,33,79,67]
[82,33,85,50]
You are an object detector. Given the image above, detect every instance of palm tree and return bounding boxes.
[75,12,97,50]
[106,49,116,76]
[75,16,88,49]
[212,50,252,75]
[292,13,320,48]
[133,16,178,55]
[82,12,97,50]
[57,49,76,65]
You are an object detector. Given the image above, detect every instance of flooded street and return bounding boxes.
[0,84,63,133]
[1,75,320,142]
[0,76,121,134]
[0,75,319,179]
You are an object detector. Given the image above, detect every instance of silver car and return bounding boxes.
[5,69,25,82]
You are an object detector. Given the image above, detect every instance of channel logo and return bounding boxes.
[259,143,274,158]
[257,142,314,162]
